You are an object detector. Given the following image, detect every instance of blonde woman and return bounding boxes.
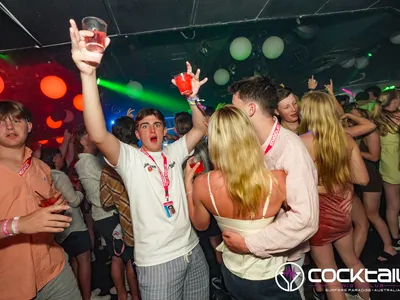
[299,92,370,300]
[371,90,400,249]
[184,105,300,300]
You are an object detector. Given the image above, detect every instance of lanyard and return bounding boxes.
[140,148,170,199]
[263,123,281,155]
[18,157,32,176]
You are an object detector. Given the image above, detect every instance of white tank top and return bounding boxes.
[207,172,287,280]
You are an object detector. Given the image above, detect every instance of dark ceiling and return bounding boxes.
[0,0,399,144]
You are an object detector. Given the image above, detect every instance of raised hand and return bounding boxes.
[18,205,71,234]
[126,108,135,119]
[172,62,208,98]
[64,129,73,142]
[308,75,318,90]
[69,19,110,75]
[325,79,334,96]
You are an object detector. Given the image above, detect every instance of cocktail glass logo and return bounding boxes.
[275,262,305,292]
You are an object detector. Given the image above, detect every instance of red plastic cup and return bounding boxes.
[82,17,108,53]
[174,73,193,96]
[40,197,57,208]
[190,161,204,175]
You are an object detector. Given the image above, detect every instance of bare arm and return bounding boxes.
[347,136,369,186]
[69,20,120,166]
[184,162,210,231]
[173,62,208,154]
[325,79,344,116]
[361,132,380,162]
[0,205,71,239]
[342,113,376,138]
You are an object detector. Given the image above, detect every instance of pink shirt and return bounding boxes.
[245,118,319,261]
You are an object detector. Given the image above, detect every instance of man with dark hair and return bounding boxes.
[365,85,381,100]
[174,112,193,136]
[212,76,318,299]
[70,19,209,300]
[112,116,138,146]
[0,100,81,299]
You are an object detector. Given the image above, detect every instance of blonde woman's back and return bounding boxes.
[193,169,287,281]
[195,169,286,220]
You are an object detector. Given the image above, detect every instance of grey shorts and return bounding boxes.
[34,254,82,300]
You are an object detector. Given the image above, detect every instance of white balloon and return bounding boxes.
[262,36,285,59]
[127,81,143,98]
[63,109,74,123]
[355,57,369,69]
[390,33,400,44]
[340,58,356,68]
[214,69,230,86]
[229,37,252,61]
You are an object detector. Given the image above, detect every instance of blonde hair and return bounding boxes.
[298,92,351,193]
[371,90,400,136]
[208,105,271,218]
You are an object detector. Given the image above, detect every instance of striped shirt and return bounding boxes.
[100,165,134,247]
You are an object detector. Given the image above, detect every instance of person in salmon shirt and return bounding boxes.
[0,100,81,300]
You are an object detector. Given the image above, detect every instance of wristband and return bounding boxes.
[2,219,11,237]
[11,216,20,235]
[187,96,199,106]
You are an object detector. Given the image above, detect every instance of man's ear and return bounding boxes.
[163,127,168,137]
[248,103,257,117]
[274,109,280,116]
[27,122,33,133]
[135,130,140,141]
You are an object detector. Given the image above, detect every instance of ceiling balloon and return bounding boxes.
[340,58,356,68]
[46,116,63,129]
[127,81,143,98]
[0,77,4,94]
[355,57,369,69]
[294,25,318,40]
[40,76,67,99]
[390,33,400,44]
[262,36,285,59]
[63,109,74,123]
[51,109,67,122]
[229,37,252,61]
[73,94,84,111]
[214,69,230,86]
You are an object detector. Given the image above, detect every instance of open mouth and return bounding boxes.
[6,133,18,139]
[150,136,157,143]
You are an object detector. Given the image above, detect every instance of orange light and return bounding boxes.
[40,76,67,99]
[46,116,63,129]
[56,137,64,144]
[73,94,84,111]
[0,77,4,94]
[38,140,48,145]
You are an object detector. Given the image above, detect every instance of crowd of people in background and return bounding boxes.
[0,19,399,300]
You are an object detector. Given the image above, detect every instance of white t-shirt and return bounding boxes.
[106,136,199,266]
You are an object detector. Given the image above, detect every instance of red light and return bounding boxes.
[40,76,67,99]
[0,77,4,94]
[55,137,64,144]
[46,116,63,129]
[73,94,84,111]
[38,140,48,145]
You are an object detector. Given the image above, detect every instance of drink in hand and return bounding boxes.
[174,73,193,96]
[190,161,204,175]
[82,17,108,53]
